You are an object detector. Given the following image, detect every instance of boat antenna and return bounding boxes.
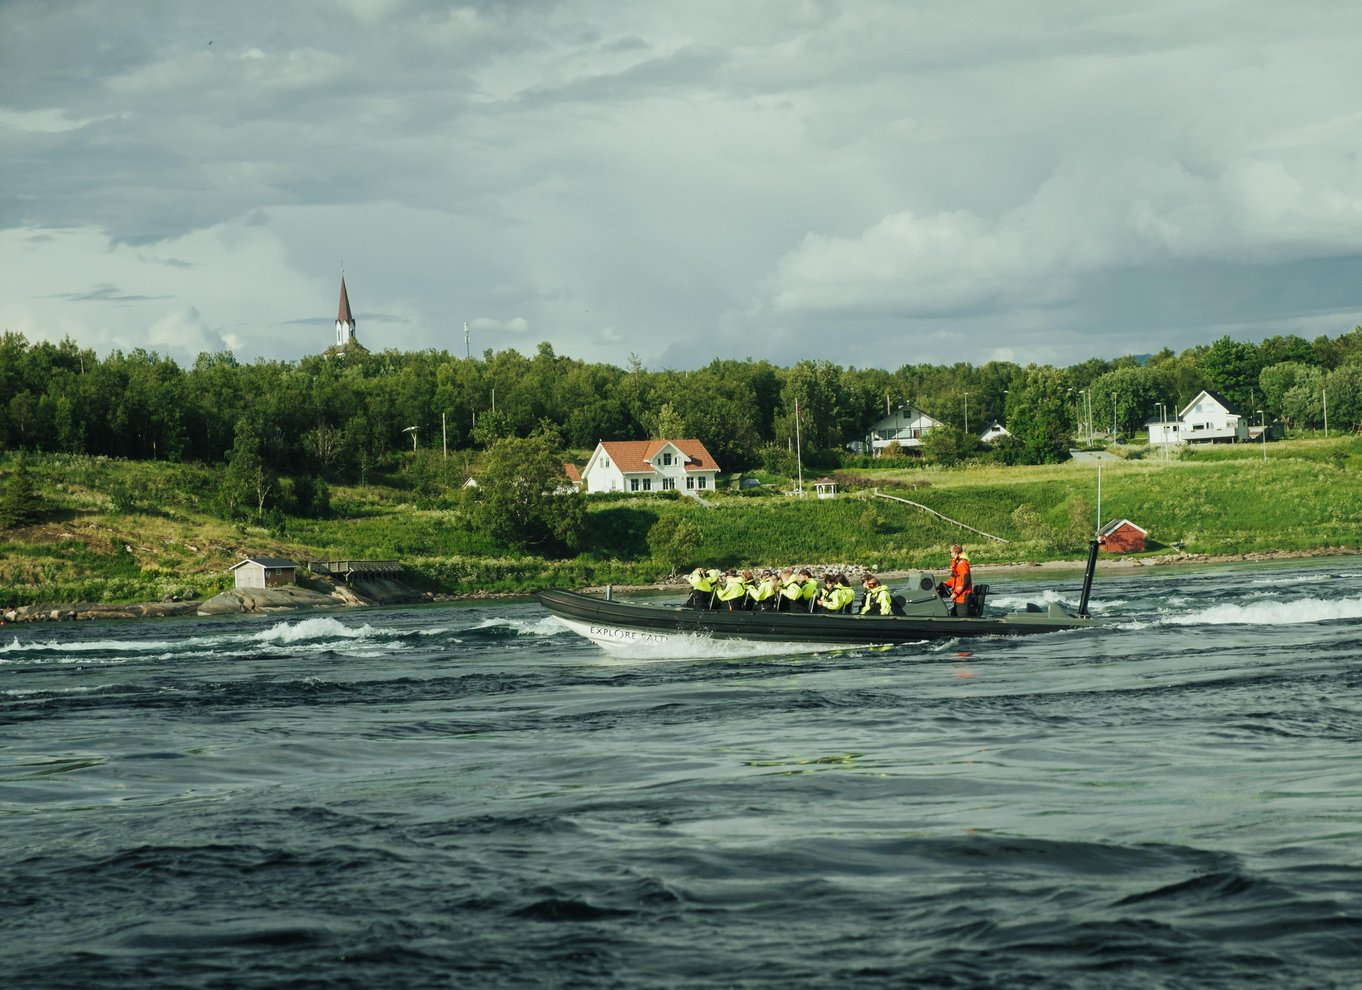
[1077,461,1102,618]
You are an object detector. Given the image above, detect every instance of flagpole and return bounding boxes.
[795,398,804,496]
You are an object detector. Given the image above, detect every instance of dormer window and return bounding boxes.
[662,452,672,466]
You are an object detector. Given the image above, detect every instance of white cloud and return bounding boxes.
[5,0,1362,372]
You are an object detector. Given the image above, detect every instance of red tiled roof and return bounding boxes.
[598,439,720,474]
[563,462,582,482]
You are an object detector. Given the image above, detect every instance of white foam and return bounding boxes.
[251,617,381,643]
[1160,596,1362,626]
[472,616,571,637]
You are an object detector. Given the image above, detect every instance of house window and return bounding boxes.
[698,477,707,489]
[662,452,672,466]
[662,478,675,490]
[602,456,609,467]
[642,479,652,491]
[686,477,695,490]
[630,478,640,491]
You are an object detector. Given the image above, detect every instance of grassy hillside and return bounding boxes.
[3,438,1361,606]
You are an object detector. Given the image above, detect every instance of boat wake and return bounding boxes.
[1159,595,1362,626]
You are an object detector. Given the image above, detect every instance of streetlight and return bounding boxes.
[403,425,418,451]
[964,391,970,436]
[1256,410,1266,462]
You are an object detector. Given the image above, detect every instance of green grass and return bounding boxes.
[3,438,1361,605]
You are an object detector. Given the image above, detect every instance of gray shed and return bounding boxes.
[230,557,299,590]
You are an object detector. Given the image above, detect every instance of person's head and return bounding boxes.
[951,543,963,557]
[798,568,812,580]
[742,570,753,581]
[866,577,879,588]
[779,567,792,578]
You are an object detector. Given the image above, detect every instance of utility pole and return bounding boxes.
[464,322,470,359]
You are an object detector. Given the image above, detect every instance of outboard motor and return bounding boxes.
[967,584,989,617]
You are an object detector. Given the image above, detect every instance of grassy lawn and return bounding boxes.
[3,437,1361,605]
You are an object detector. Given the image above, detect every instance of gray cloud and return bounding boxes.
[3,0,1362,369]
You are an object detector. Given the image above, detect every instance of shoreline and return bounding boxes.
[3,547,1358,625]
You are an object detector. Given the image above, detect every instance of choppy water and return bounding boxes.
[3,561,1361,989]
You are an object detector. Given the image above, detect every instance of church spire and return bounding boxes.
[335,273,357,347]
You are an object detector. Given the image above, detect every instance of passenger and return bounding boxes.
[939,543,973,617]
[795,568,820,612]
[685,566,716,609]
[815,572,854,613]
[739,569,757,610]
[775,567,798,611]
[714,569,749,611]
[860,575,893,615]
[748,570,779,611]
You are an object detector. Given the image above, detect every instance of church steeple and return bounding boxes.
[335,274,357,347]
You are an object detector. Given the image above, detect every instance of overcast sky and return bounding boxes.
[4,1,1362,372]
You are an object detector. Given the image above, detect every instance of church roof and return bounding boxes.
[337,276,354,323]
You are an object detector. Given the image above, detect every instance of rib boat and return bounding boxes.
[540,543,1103,651]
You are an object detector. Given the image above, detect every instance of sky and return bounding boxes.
[4,0,1362,373]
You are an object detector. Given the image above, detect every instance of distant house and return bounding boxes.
[561,462,583,492]
[579,439,720,496]
[230,557,299,590]
[1149,390,1249,444]
[978,422,1010,444]
[1100,519,1148,554]
[865,404,945,455]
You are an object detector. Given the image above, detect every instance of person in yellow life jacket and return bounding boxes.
[715,570,749,610]
[776,568,799,611]
[816,573,854,613]
[860,575,893,615]
[794,568,820,612]
[939,544,972,617]
[685,566,715,609]
[748,570,779,611]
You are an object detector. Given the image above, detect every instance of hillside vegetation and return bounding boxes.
[3,437,1361,608]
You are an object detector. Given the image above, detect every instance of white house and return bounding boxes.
[1149,390,1249,444]
[230,557,298,590]
[579,439,720,495]
[865,404,945,455]
[978,421,1010,444]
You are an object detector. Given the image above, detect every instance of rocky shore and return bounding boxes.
[1,575,432,624]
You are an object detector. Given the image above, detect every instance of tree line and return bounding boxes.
[3,327,1362,489]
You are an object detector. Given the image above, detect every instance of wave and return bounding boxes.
[469,616,572,638]
[1160,595,1362,626]
[250,617,384,644]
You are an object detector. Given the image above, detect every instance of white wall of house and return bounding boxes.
[866,405,943,453]
[580,441,718,496]
[1152,390,1248,444]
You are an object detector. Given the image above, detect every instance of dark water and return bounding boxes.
[3,561,1361,989]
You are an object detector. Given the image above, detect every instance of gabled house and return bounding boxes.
[579,439,720,496]
[1100,519,1149,554]
[978,422,1010,444]
[865,404,944,455]
[230,557,298,590]
[1150,390,1249,444]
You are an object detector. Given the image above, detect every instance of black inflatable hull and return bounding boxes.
[538,588,1097,649]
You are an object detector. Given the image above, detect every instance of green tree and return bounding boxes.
[1004,367,1073,464]
[919,423,977,466]
[646,401,687,440]
[1199,335,1261,411]
[222,419,274,520]
[648,515,704,574]
[472,434,586,553]
[0,454,44,528]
